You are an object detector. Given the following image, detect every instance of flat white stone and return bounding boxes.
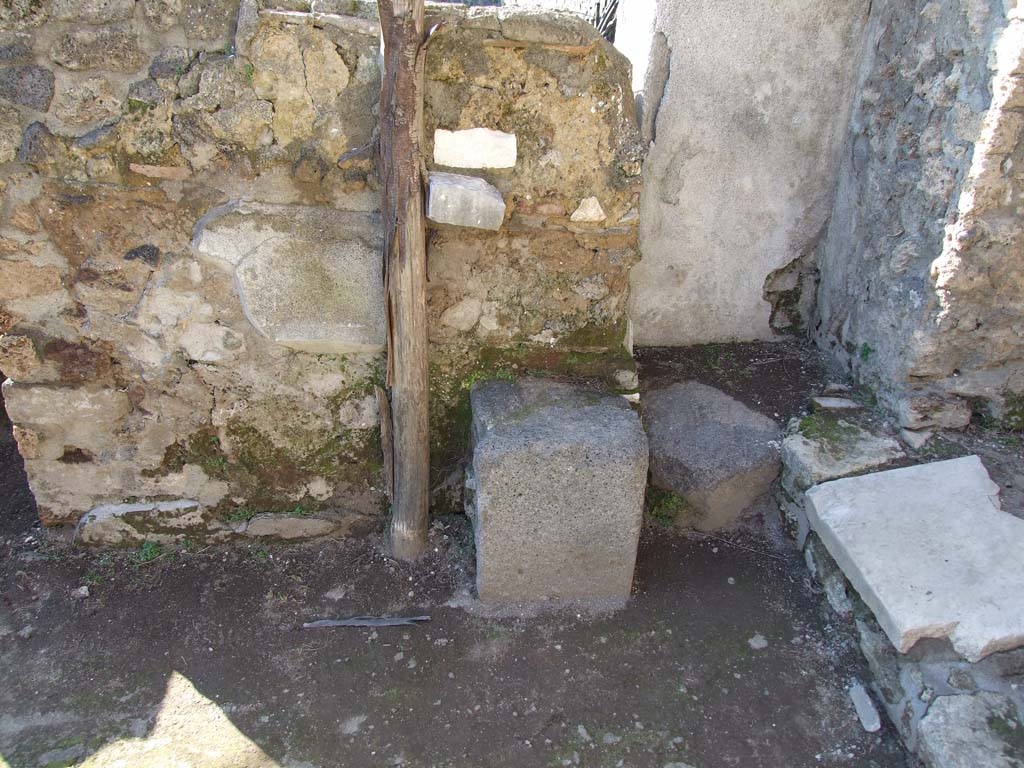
[805,455,1024,662]
[570,196,606,222]
[848,681,881,732]
[427,172,506,231]
[811,396,861,411]
[433,128,517,169]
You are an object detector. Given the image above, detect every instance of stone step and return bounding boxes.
[466,377,647,603]
[805,455,1024,663]
[643,381,781,531]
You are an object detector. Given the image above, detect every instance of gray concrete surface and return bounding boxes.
[625,0,871,345]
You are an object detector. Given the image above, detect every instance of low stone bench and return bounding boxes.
[466,378,648,603]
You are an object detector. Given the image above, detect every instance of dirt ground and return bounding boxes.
[0,341,921,768]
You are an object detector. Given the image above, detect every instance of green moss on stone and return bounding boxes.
[1001,392,1024,431]
[560,318,628,350]
[149,427,229,480]
[150,418,382,518]
[987,711,1024,757]
[798,412,863,453]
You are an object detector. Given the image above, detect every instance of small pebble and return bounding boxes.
[849,681,882,732]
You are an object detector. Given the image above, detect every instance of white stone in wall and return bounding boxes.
[76,500,230,546]
[570,196,606,223]
[427,172,506,231]
[805,455,1024,662]
[433,128,517,169]
[193,203,386,353]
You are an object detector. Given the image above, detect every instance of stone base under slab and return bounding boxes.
[780,424,1024,767]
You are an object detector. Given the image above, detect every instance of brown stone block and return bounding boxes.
[0,260,62,301]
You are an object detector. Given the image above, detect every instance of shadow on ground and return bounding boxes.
[0,343,916,768]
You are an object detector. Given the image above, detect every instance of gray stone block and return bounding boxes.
[466,378,647,603]
[781,418,904,498]
[427,172,506,231]
[0,64,53,111]
[49,25,146,73]
[193,202,385,353]
[644,381,781,531]
[919,693,1024,768]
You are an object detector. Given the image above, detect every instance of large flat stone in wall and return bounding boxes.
[466,378,647,603]
[806,456,1024,662]
[193,203,385,353]
[426,172,506,231]
[644,381,781,531]
[76,500,232,546]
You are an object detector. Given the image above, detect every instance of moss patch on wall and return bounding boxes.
[428,335,635,513]
[151,418,383,518]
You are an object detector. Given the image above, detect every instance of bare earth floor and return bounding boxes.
[0,341,919,768]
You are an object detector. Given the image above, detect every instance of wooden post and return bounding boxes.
[378,0,430,560]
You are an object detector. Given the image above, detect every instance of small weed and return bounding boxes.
[252,548,270,562]
[464,368,515,389]
[287,504,311,518]
[84,571,103,586]
[646,487,685,526]
[853,386,878,408]
[226,508,257,523]
[136,541,162,564]
[243,61,255,85]
[485,624,511,642]
[126,98,151,115]
[859,342,875,362]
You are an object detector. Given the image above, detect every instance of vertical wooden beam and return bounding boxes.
[378,0,429,560]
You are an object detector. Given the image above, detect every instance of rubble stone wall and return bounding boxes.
[421,12,643,497]
[0,1,643,537]
[813,0,1024,425]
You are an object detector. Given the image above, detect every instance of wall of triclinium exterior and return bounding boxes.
[0,1,644,542]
